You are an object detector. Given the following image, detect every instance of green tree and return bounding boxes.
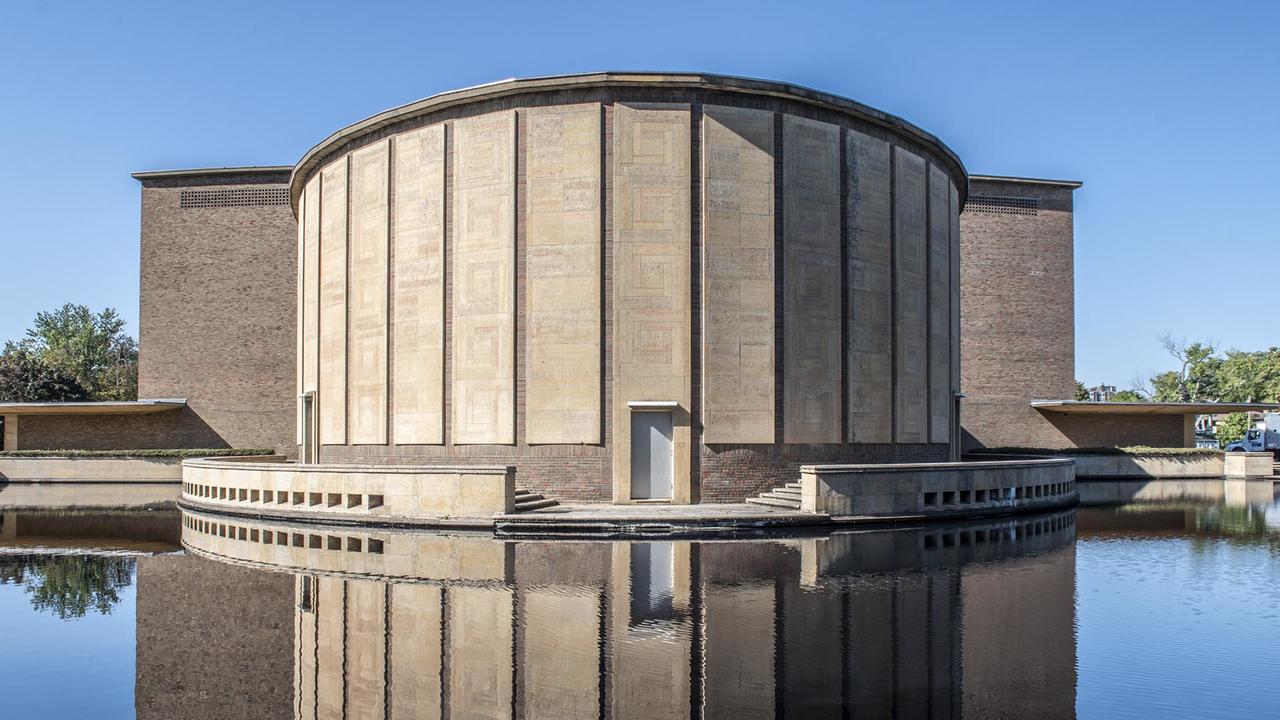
[1216,412,1252,447]
[1109,389,1147,402]
[1216,348,1280,403]
[22,304,137,400]
[1152,335,1220,401]
[1074,380,1089,401]
[0,341,91,402]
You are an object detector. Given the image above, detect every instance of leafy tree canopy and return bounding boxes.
[1215,413,1252,447]
[0,304,137,402]
[0,341,91,402]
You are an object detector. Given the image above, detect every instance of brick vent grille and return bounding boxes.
[180,186,289,209]
[966,195,1038,216]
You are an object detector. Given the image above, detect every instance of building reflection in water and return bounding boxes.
[1076,478,1280,540]
[177,510,1078,719]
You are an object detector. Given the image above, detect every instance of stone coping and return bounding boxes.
[181,499,1077,546]
[0,398,185,414]
[182,456,514,475]
[289,71,969,212]
[801,457,1072,473]
[131,166,291,180]
[969,174,1083,188]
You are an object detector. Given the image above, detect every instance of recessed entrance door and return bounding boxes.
[631,412,673,500]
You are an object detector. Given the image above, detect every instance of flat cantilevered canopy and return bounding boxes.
[0,399,186,415]
[1031,400,1280,415]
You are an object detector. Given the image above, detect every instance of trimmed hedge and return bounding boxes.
[0,448,274,458]
[977,446,1222,457]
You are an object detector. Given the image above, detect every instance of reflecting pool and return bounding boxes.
[1,479,1279,719]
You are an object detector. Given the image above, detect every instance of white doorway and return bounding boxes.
[630,412,674,500]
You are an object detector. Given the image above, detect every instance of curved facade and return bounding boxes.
[292,72,966,503]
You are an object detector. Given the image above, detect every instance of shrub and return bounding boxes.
[0,448,274,458]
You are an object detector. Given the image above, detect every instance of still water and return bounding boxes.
[1,480,1278,719]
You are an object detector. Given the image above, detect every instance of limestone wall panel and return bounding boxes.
[928,164,952,444]
[701,105,775,444]
[392,125,446,445]
[349,141,390,445]
[846,130,893,444]
[949,182,961,395]
[611,103,692,499]
[319,159,348,445]
[893,147,928,443]
[296,186,305,442]
[783,115,841,443]
[452,111,516,445]
[524,104,602,444]
[303,176,321,399]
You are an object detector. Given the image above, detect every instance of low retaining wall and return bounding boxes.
[1224,451,1274,478]
[800,458,1075,518]
[0,455,183,481]
[0,482,180,509]
[182,456,515,526]
[1069,453,1224,479]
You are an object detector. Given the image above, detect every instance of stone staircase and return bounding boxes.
[745,481,802,510]
[513,488,559,512]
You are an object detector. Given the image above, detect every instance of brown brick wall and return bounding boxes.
[960,179,1078,449]
[137,170,297,455]
[14,410,222,451]
[699,442,948,503]
[1041,412,1189,449]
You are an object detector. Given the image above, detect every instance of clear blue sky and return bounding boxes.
[1,0,1276,389]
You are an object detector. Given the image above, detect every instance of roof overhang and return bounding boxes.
[969,174,1083,189]
[1031,400,1280,415]
[131,166,291,181]
[289,71,970,215]
[0,399,186,415]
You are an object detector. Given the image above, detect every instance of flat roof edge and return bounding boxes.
[969,174,1083,188]
[131,166,292,181]
[1032,400,1280,414]
[0,399,187,415]
[289,71,970,215]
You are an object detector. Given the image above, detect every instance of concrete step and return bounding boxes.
[785,482,801,490]
[770,487,801,498]
[514,498,559,512]
[746,495,802,510]
[515,491,545,502]
[759,491,802,503]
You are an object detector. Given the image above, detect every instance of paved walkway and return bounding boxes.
[494,502,830,534]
